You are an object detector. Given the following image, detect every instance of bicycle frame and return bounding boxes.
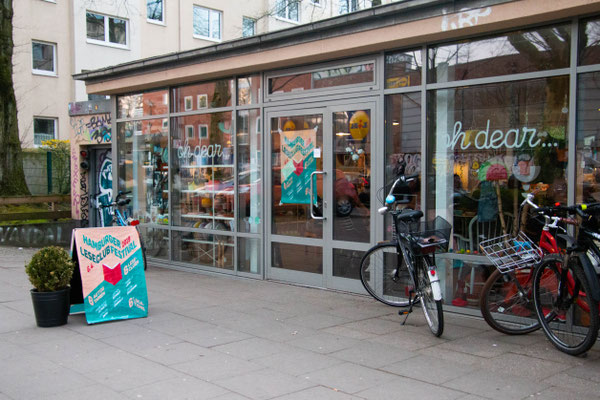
[394,229,440,302]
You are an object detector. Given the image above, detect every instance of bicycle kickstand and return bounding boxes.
[398,290,415,325]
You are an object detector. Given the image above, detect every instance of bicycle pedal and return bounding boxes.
[398,310,411,316]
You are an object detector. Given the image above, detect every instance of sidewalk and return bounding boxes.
[1,245,599,400]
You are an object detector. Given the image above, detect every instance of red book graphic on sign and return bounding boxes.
[103,262,122,286]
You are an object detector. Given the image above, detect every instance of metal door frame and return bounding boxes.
[264,97,379,292]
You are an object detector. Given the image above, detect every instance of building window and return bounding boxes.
[426,76,569,252]
[86,12,128,47]
[276,0,299,22]
[339,0,359,14]
[193,6,222,41]
[32,41,56,75]
[147,0,164,23]
[33,117,57,146]
[242,16,256,37]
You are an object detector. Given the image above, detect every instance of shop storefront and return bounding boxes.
[74,0,600,314]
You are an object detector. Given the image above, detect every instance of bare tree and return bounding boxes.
[0,0,29,195]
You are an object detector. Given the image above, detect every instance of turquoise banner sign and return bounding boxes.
[72,226,148,324]
[280,128,317,204]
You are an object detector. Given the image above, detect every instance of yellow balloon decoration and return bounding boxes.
[349,111,370,140]
[283,120,296,131]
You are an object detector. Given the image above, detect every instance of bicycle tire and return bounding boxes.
[360,242,411,307]
[533,254,599,356]
[480,268,540,335]
[418,257,444,337]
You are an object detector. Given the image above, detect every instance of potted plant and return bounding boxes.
[25,246,74,327]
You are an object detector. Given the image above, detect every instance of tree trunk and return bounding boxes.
[0,0,29,195]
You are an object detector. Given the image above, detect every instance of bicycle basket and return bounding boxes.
[479,232,542,273]
[395,216,452,255]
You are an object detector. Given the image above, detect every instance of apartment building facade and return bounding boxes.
[13,0,381,147]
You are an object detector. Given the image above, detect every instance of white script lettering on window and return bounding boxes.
[445,121,559,151]
[177,140,224,161]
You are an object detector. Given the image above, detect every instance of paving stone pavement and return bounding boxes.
[1,246,599,400]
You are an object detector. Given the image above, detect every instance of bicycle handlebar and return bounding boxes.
[379,174,419,214]
[99,198,131,209]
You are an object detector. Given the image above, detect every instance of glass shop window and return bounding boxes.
[268,62,375,95]
[427,76,569,253]
[579,17,600,66]
[385,49,422,88]
[428,23,570,84]
[117,89,169,119]
[170,112,235,232]
[577,72,600,203]
[171,79,233,113]
[116,118,169,224]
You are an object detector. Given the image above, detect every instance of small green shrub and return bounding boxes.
[25,246,74,292]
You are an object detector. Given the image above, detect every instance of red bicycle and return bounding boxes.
[479,190,568,335]
[532,203,600,355]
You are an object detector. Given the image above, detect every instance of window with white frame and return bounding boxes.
[32,41,56,75]
[193,6,222,41]
[339,0,360,14]
[242,16,256,37]
[276,0,299,22]
[147,0,164,23]
[86,11,128,47]
[33,117,57,146]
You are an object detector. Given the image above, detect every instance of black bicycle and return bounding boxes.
[98,191,148,271]
[532,202,600,356]
[359,175,451,337]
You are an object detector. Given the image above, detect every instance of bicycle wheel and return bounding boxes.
[480,268,540,335]
[417,257,444,337]
[360,242,411,307]
[533,254,599,356]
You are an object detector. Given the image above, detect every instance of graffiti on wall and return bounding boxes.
[95,150,113,227]
[71,149,81,220]
[441,7,492,31]
[70,114,112,144]
[80,163,89,227]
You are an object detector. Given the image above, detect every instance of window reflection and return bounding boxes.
[271,114,323,238]
[385,49,422,88]
[428,24,570,83]
[427,77,569,254]
[237,110,261,233]
[579,18,600,66]
[171,79,233,113]
[577,72,600,203]
[237,75,261,105]
[171,112,234,232]
[117,89,168,119]
[333,110,371,242]
[116,118,169,224]
[268,63,374,94]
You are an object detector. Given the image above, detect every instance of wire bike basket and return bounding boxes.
[395,216,452,255]
[479,232,542,273]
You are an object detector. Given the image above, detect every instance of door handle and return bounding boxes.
[310,171,326,220]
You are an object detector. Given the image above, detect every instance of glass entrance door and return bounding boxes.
[266,101,376,292]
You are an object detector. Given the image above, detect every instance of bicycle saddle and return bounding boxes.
[395,209,423,222]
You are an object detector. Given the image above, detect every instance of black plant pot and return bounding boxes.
[30,287,70,327]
